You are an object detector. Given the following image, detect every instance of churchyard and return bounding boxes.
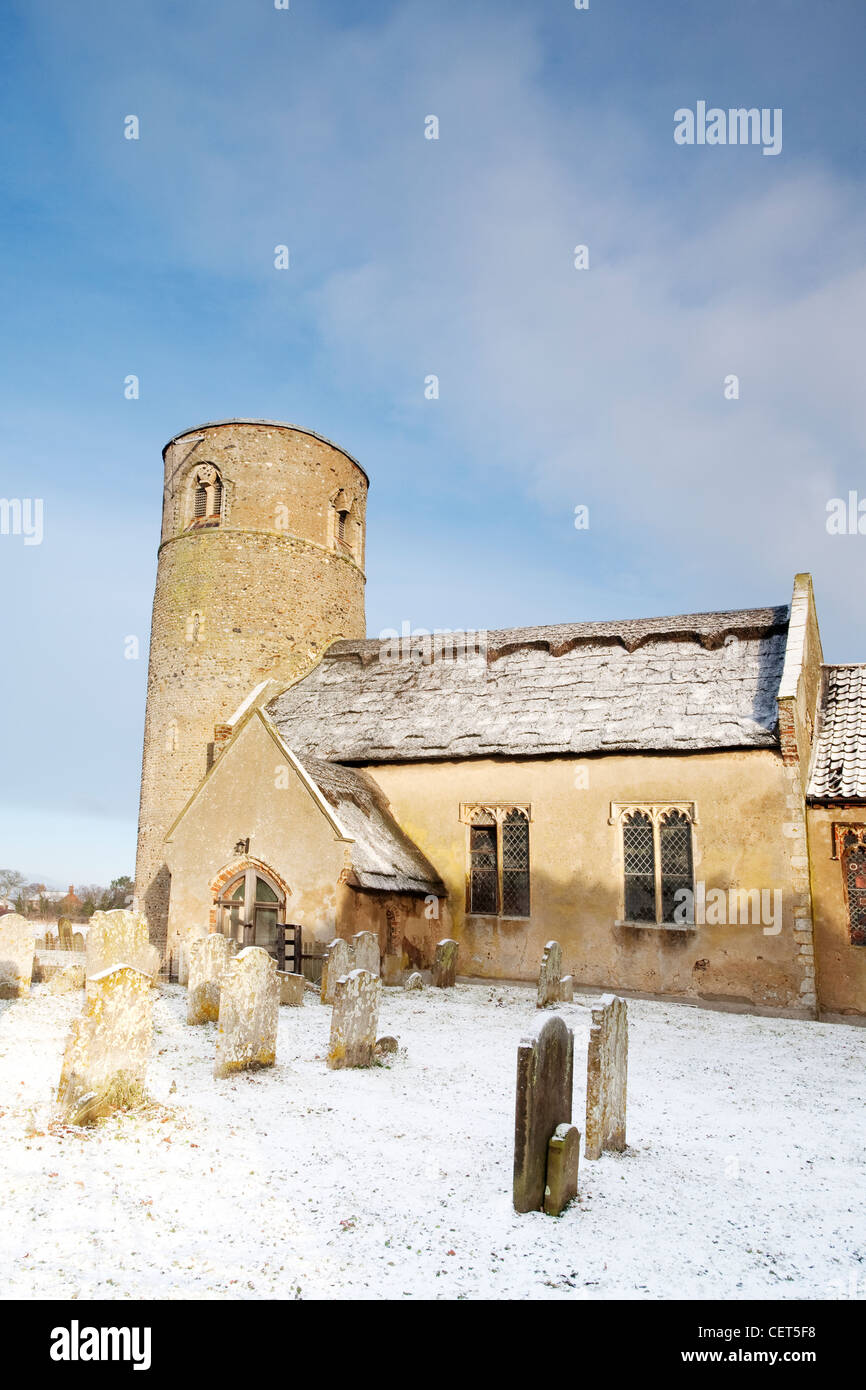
[0,916,863,1300]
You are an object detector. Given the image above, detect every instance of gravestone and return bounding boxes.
[58,918,74,950]
[559,975,574,1003]
[56,965,154,1124]
[47,964,86,994]
[327,968,382,1069]
[375,1034,398,1055]
[214,947,279,1078]
[72,932,85,954]
[352,931,380,976]
[320,938,352,1004]
[585,994,628,1160]
[33,949,85,984]
[404,971,424,991]
[536,940,562,1008]
[431,939,458,989]
[513,1013,574,1213]
[381,953,403,986]
[0,914,35,999]
[86,909,159,991]
[188,933,235,1025]
[277,970,305,1006]
[544,1122,580,1216]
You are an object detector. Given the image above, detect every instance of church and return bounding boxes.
[133,420,866,1019]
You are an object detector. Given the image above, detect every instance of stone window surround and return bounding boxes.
[609,801,698,931]
[460,803,532,921]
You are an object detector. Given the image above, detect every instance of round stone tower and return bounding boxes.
[134,419,368,957]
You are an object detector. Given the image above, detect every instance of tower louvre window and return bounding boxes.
[211,478,223,517]
[194,484,208,518]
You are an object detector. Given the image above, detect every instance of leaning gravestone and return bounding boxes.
[214,947,279,1078]
[58,918,74,950]
[277,970,305,1006]
[187,933,235,1025]
[585,994,628,1160]
[431,938,458,989]
[0,914,35,999]
[327,968,382,1069]
[351,931,380,976]
[536,940,563,1008]
[320,937,352,1004]
[513,1012,574,1213]
[86,909,160,992]
[544,1122,581,1216]
[56,965,154,1124]
[404,971,424,992]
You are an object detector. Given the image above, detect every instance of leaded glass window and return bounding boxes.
[843,837,866,946]
[623,811,656,922]
[469,812,499,915]
[501,809,530,918]
[660,809,694,923]
[466,806,531,918]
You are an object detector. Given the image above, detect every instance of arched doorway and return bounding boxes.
[216,866,285,955]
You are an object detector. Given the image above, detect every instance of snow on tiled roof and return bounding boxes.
[268,606,789,763]
[807,665,866,802]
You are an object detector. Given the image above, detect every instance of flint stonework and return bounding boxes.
[536,940,563,1008]
[327,968,382,1069]
[57,965,154,1123]
[544,1122,580,1216]
[513,1013,574,1213]
[351,931,380,976]
[278,970,305,1006]
[0,914,35,999]
[321,937,352,1004]
[585,994,628,1160]
[188,933,235,1025]
[431,939,458,989]
[86,909,160,990]
[214,947,279,1078]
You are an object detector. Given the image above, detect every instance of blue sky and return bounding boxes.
[1,0,864,886]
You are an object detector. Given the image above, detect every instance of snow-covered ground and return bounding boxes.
[0,980,863,1300]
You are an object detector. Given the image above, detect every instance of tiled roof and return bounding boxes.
[807,666,866,801]
[268,606,789,763]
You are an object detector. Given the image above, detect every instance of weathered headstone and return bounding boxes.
[513,1013,574,1213]
[188,933,235,1025]
[351,931,380,976]
[320,937,352,1004]
[72,932,85,954]
[536,940,563,1008]
[559,975,574,1003]
[585,994,628,1160]
[544,1122,580,1216]
[58,918,74,950]
[431,938,458,989]
[327,968,382,1069]
[277,970,305,1006]
[47,964,86,995]
[0,914,35,999]
[404,971,424,992]
[214,948,279,1078]
[56,965,154,1123]
[381,953,403,986]
[33,949,85,984]
[375,1034,398,1055]
[86,909,159,991]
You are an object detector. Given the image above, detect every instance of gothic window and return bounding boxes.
[837,827,866,946]
[187,465,223,530]
[618,805,696,925]
[465,805,531,918]
[217,869,284,955]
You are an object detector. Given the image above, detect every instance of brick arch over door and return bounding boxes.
[208,857,292,930]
